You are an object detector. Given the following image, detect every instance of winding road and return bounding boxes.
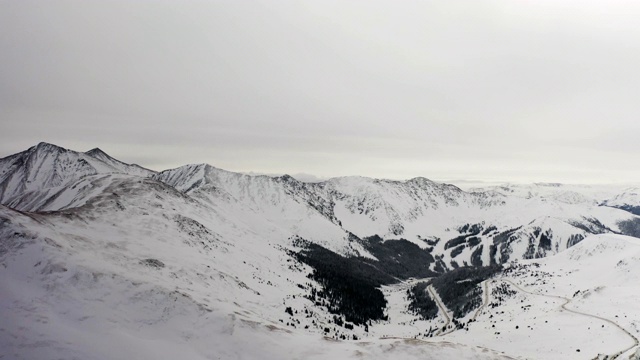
[391,277,637,359]
[427,279,491,336]
[501,279,639,359]
[472,279,490,321]
[427,285,452,336]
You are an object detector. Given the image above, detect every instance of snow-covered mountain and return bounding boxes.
[0,142,155,212]
[2,142,640,359]
[2,143,639,266]
[84,147,155,178]
[602,188,640,215]
[444,233,640,359]
[152,160,640,270]
[155,163,364,256]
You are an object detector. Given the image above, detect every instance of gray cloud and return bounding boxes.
[2,0,640,183]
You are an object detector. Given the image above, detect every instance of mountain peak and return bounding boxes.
[407,176,435,185]
[32,142,66,153]
[85,147,123,163]
[276,174,297,182]
[85,147,108,156]
[84,147,155,176]
[0,143,156,210]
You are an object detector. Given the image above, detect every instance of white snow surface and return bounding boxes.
[602,188,640,210]
[439,234,640,359]
[3,143,639,267]
[0,179,510,360]
[153,161,640,267]
[0,143,155,212]
[2,143,640,359]
[84,147,155,178]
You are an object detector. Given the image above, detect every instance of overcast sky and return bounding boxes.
[2,1,640,184]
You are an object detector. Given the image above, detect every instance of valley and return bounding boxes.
[1,143,640,359]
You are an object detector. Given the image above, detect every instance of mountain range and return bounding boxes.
[1,142,640,359]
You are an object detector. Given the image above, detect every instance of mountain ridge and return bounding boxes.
[2,142,640,267]
[0,142,155,211]
[2,142,640,359]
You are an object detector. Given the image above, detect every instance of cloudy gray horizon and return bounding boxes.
[2,1,640,184]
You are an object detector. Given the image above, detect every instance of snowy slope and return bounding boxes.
[2,143,639,268]
[2,194,638,359]
[0,143,155,211]
[2,143,640,359]
[471,182,626,205]
[442,234,640,359]
[323,178,638,268]
[155,164,366,257]
[85,147,155,178]
[602,188,640,215]
[318,176,505,240]
[0,178,511,360]
[155,162,640,269]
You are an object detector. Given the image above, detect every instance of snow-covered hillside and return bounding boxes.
[0,143,155,212]
[0,178,508,360]
[153,160,640,269]
[84,147,155,178]
[445,234,640,359]
[602,188,640,215]
[3,143,638,268]
[155,163,365,256]
[2,143,640,359]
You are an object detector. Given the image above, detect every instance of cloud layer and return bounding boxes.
[2,1,640,183]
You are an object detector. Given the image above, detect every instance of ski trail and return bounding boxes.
[502,279,638,359]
